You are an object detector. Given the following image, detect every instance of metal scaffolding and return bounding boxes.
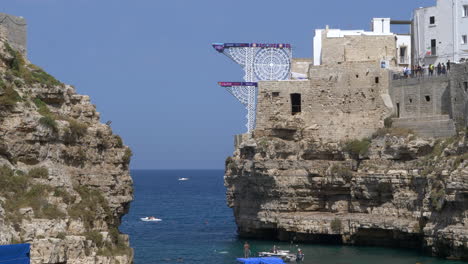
[213,43,292,133]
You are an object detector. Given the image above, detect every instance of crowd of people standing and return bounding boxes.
[402,60,452,78]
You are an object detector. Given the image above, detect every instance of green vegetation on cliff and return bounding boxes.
[0,166,66,222]
[3,42,62,87]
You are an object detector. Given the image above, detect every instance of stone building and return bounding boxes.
[0,13,27,56]
[390,63,468,137]
[413,0,468,65]
[313,18,411,69]
[254,60,393,142]
[253,16,468,141]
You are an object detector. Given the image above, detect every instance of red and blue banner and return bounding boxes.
[213,43,291,52]
[218,82,258,87]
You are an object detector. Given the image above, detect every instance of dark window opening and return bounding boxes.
[396,103,400,118]
[464,82,468,92]
[272,92,280,97]
[430,16,435,24]
[425,96,431,102]
[409,98,413,103]
[375,77,379,84]
[431,39,437,56]
[356,74,359,78]
[291,93,301,115]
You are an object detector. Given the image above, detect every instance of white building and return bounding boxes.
[313,18,411,68]
[413,0,468,65]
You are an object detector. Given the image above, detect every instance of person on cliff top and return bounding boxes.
[447,60,451,73]
[296,248,304,262]
[244,242,250,258]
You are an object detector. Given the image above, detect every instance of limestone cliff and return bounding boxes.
[0,32,133,263]
[225,127,468,260]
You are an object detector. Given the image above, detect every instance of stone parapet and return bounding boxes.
[0,13,27,56]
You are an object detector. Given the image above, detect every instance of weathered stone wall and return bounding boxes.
[390,76,450,117]
[0,13,26,56]
[255,61,392,142]
[389,62,468,136]
[447,63,468,128]
[291,58,311,76]
[321,32,397,67]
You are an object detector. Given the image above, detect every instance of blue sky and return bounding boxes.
[1,0,435,169]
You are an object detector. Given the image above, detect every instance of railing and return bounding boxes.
[399,56,409,65]
[392,70,450,80]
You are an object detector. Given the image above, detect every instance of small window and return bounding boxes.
[409,98,413,103]
[462,35,468,45]
[272,92,280,97]
[291,93,301,115]
[375,77,379,84]
[431,39,437,56]
[425,96,431,102]
[464,5,468,17]
[430,16,435,24]
[464,82,468,92]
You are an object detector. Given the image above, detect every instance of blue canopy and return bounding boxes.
[236,257,286,264]
[0,244,30,264]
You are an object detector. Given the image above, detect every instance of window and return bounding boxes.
[290,93,301,115]
[462,35,468,45]
[425,96,431,102]
[430,16,435,24]
[375,77,379,84]
[400,46,407,64]
[431,39,437,56]
[464,82,468,92]
[272,92,280,97]
[464,5,468,17]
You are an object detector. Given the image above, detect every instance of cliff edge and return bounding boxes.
[226,127,468,260]
[0,29,133,263]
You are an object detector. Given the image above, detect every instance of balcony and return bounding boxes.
[399,56,409,65]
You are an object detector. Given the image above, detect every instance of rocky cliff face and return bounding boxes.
[225,127,468,260]
[0,33,133,263]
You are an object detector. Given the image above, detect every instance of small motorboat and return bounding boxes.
[178,177,189,181]
[258,250,296,262]
[140,216,162,222]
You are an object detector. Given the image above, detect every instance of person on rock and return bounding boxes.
[296,248,304,262]
[272,245,278,253]
[244,242,251,258]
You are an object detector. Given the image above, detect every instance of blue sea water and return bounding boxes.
[120,170,466,264]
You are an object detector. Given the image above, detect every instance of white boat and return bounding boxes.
[178,177,189,181]
[258,249,297,262]
[140,217,162,222]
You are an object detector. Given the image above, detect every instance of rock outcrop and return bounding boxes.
[0,30,133,263]
[225,127,468,260]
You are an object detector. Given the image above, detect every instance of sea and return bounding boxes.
[120,170,466,264]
